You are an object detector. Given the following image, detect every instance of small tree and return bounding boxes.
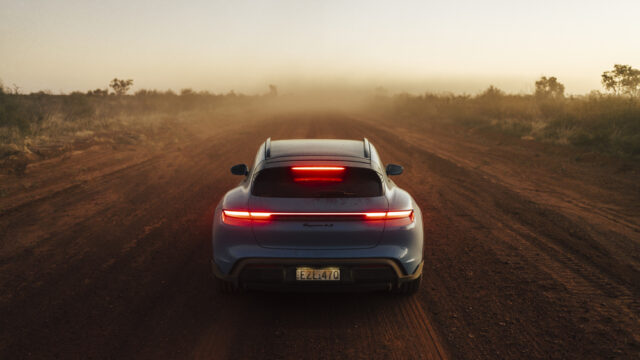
[109,78,134,95]
[601,64,640,96]
[535,76,565,99]
[87,88,108,96]
[268,84,278,96]
[475,85,505,119]
[478,85,504,99]
[180,88,195,96]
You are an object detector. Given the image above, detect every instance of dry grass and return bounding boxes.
[2,85,639,164]
[371,91,640,158]
[0,88,268,157]
[0,87,276,174]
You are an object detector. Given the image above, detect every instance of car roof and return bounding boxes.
[269,139,368,159]
[253,138,383,172]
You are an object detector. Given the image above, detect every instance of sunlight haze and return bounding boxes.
[1,0,638,94]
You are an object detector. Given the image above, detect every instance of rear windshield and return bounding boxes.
[252,167,383,198]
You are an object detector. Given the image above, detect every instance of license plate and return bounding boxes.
[296,267,341,281]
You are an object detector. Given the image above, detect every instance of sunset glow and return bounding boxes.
[1,0,638,94]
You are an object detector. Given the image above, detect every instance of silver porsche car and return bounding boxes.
[211,138,423,294]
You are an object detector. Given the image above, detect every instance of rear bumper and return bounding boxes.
[211,258,423,291]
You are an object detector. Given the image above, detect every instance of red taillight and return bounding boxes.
[223,210,272,220]
[386,210,414,220]
[366,210,414,221]
[249,211,272,219]
[291,166,345,182]
[293,177,343,182]
[222,210,251,219]
[291,166,345,171]
[222,209,413,224]
[364,212,387,219]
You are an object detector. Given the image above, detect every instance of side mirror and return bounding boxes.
[230,164,248,176]
[385,164,403,176]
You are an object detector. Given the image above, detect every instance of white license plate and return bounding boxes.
[296,267,341,281]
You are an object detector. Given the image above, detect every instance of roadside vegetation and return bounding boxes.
[1,65,639,170]
[373,65,640,158]
[0,79,272,172]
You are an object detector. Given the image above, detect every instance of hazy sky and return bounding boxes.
[1,0,638,94]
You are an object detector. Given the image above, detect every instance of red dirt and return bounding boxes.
[0,113,638,359]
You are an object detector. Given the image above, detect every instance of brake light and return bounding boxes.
[223,210,272,220]
[367,210,414,221]
[249,211,272,219]
[364,212,386,219]
[386,210,414,220]
[291,166,345,182]
[291,166,345,171]
[293,177,342,182]
[222,209,413,223]
[222,210,251,219]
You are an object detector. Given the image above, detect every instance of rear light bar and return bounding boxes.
[386,210,414,219]
[222,210,251,219]
[222,210,413,220]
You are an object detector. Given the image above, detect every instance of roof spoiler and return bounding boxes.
[265,137,370,160]
[363,138,370,158]
[264,137,271,159]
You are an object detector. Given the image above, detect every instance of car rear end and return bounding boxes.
[212,148,423,293]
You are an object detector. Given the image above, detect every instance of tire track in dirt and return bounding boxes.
[357,116,639,358]
[2,112,638,359]
[0,121,267,358]
[0,113,448,359]
[188,114,447,360]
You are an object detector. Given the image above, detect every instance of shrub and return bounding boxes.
[0,90,36,135]
[375,91,640,158]
[61,92,95,122]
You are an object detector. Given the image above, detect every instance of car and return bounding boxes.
[211,138,423,294]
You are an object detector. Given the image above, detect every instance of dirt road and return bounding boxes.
[1,113,638,359]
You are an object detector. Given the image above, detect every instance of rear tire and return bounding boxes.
[393,274,422,295]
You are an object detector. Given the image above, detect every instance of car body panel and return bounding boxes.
[249,196,389,249]
[212,138,424,290]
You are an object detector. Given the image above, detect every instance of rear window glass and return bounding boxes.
[252,167,383,198]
